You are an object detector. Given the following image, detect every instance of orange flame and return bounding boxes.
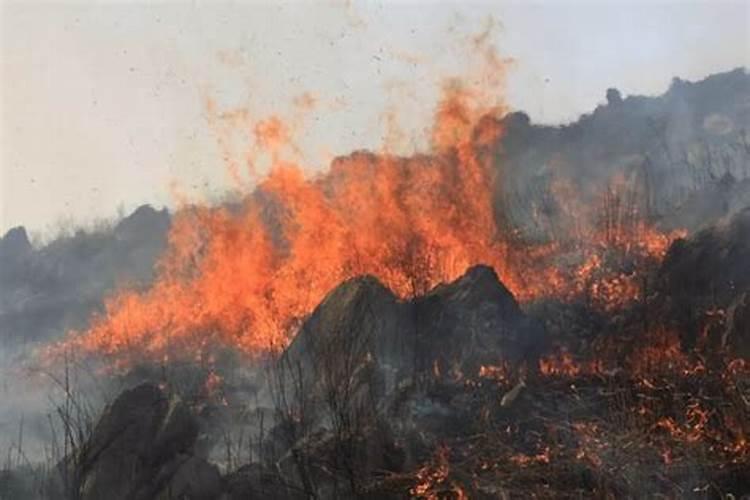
[52,67,684,369]
[410,445,467,500]
[58,87,531,365]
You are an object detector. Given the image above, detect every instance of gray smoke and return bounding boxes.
[1,67,749,471]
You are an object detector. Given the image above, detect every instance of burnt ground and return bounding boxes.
[4,207,750,500]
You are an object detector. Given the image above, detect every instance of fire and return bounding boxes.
[51,60,685,369]
[539,349,606,377]
[478,363,510,383]
[58,91,519,365]
[410,445,467,500]
[510,446,551,466]
[630,327,696,375]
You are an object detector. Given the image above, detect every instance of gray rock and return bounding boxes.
[223,463,304,500]
[284,264,546,396]
[659,207,750,352]
[74,383,219,500]
[154,454,222,500]
[265,265,547,494]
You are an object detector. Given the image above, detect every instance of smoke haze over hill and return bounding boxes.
[1,66,750,497]
[1,68,748,353]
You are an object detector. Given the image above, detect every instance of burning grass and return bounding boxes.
[49,69,685,371]
[386,348,750,499]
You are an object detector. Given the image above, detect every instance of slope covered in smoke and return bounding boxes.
[0,205,170,350]
[497,67,750,236]
[1,68,748,354]
[1,68,750,499]
[0,205,171,465]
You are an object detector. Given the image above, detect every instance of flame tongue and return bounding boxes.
[62,97,515,364]
[57,89,683,368]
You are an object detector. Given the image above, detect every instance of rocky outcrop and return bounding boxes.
[0,226,32,265]
[284,264,545,393]
[73,383,220,500]
[497,68,750,235]
[414,265,545,376]
[659,207,750,353]
[264,265,547,495]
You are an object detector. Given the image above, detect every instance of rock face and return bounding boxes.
[285,264,545,392]
[277,264,548,420]
[659,207,750,353]
[73,383,220,500]
[414,265,545,376]
[269,265,546,493]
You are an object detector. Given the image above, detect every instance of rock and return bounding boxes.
[0,227,33,294]
[266,265,547,494]
[74,383,217,500]
[114,205,170,246]
[0,226,31,263]
[660,207,750,302]
[283,273,413,399]
[153,454,222,500]
[659,207,750,351]
[0,204,170,348]
[414,265,546,377]
[223,463,304,500]
[282,264,545,402]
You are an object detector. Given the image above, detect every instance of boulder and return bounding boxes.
[282,273,412,398]
[282,264,545,401]
[266,265,547,494]
[154,454,222,500]
[413,265,546,377]
[658,207,750,351]
[74,383,219,500]
[659,207,750,303]
[223,463,305,500]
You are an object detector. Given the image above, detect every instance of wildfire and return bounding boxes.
[51,58,685,369]
[510,446,551,466]
[539,349,606,377]
[58,88,517,365]
[630,327,696,375]
[410,445,468,500]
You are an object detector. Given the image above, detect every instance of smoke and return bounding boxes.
[1,67,748,473]
[497,68,750,237]
[0,207,171,465]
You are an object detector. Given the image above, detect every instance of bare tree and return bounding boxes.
[308,309,379,496]
[38,350,100,500]
[267,290,386,497]
[267,348,319,498]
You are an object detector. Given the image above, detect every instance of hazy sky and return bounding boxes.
[1,0,748,237]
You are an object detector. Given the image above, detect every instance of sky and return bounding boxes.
[1,0,748,238]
